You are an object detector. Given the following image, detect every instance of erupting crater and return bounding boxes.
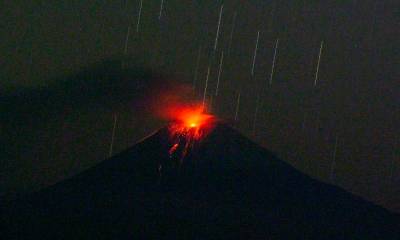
[167,105,216,159]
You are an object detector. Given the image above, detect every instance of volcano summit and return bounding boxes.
[2,122,399,239]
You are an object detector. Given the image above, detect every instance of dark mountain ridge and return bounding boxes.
[2,122,399,239]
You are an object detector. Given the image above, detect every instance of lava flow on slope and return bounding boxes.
[3,114,400,239]
[166,105,216,160]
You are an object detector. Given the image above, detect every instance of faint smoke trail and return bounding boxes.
[330,135,339,182]
[202,66,211,109]
[193,45,202,91]
[109,113,118,157]
[158,0,164,20]
[234,92,241,122]
[227,11,237,56]
[136,0,143,32]
[251,31,260,76]
[314,41,324,86]
[269,38,279,85]
[124,25,131,55]
[215,50,224,96]
[213,4,224,52]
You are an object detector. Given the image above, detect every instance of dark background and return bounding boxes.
[1,0,399,212]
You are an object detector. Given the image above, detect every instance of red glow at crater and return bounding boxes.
[167,104,216,158]
[169,105,215,140]
[176,106,212,130]
[148,84,216,158]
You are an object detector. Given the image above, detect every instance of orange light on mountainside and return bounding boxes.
[167,104,216,159]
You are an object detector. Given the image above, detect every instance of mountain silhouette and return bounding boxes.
[2,122,399,239]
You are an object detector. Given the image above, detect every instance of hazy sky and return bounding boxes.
[1,0,399,212]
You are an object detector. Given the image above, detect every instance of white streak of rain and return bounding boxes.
[314,41,324,86]
[136,0,143,32]
[215,50,224,96]
[251,31,260,76]
[269,38,279,85]
[202,66,211,108]
[213,4,224,52]
[330,135,339,182]
[109,113,118,157]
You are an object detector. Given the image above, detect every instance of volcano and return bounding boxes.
[2,122,399,239]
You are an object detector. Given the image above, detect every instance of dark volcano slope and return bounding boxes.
[2,123,399,239]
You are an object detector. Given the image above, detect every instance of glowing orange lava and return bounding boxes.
[177,106,212,130]
[167,105,215,159]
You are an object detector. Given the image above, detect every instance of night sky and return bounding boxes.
[1,1,399,212]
